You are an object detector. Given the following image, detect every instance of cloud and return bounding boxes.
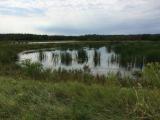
[0,6,45,16]
[0,0,160,35]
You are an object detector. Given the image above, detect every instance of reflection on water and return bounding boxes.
[18,45,160,76]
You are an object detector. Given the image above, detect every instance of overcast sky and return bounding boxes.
[0,0,160,35]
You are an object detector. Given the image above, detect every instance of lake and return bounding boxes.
[18,42,160,76]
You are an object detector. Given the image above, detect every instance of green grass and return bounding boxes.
[20,60,160,89]
[0,76,160,120]
[142,63,160,88]
[0,42,160,119]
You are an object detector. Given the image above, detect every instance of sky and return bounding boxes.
[0,0,160,35]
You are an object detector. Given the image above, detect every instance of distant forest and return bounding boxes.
[0,34,160,41]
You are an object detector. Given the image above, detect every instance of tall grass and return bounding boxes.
[142,63,160,88]
[21,60,45,80]
[20,59,160,89]
[0,76,160,119]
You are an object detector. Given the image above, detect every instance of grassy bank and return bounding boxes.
[0,76,160,120]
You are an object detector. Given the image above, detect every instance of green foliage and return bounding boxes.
[0,45,17,64]
[0,77,160,119]
[142,63,160,88]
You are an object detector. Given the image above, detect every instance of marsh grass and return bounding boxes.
[21,60,104,84]
[21,60,45,80]
[20,59,160,89]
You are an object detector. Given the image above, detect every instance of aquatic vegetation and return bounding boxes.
[19,59,160,90]
[94,50,101,66]
[77,49,88,64]
[61,52,72,66]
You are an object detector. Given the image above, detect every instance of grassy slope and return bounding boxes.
[0,76,160,120]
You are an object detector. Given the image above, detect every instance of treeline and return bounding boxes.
[0,34,160,41]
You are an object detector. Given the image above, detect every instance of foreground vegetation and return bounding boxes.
[0,42,160,119]
[0,63,160,120]
[0,61,160,119]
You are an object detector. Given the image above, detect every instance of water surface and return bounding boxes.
[18,42,160,76]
